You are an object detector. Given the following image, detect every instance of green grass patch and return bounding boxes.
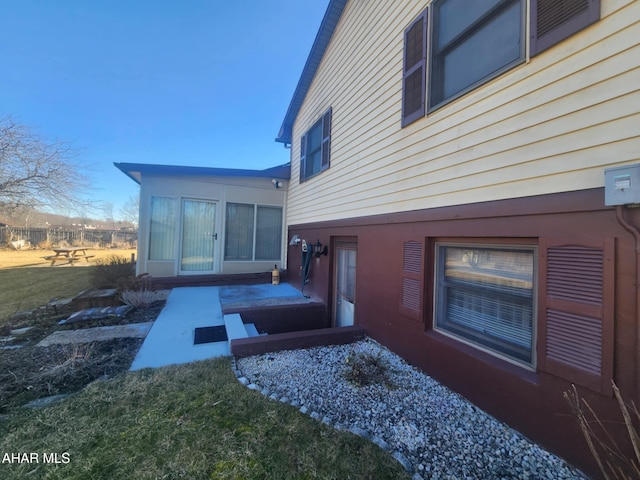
[0,357,409,480]
[0,267,93,323]
[0,248,136,324]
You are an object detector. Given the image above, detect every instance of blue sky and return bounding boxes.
[1,0,328,220]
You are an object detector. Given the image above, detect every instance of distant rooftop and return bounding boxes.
[114,162,291,185]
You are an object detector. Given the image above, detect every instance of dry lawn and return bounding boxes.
[0,247,136,269]
[0,247,136,322]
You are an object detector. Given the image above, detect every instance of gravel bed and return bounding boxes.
[235,338,588,480]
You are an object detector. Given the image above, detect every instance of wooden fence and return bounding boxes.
[1,226,138,249]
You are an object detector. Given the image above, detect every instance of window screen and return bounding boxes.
[435,244,535,366]
[430,0,525,109]
[224,203,254,261]
[255,206,283,260]
[149,196,177,260]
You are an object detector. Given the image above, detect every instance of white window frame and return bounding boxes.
[148,196,178,261]
[224,202,283,262]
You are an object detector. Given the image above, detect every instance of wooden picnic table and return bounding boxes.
[42,247,95,266]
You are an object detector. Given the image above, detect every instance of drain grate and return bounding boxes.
[194,326,227,345]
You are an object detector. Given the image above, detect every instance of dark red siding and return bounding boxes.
[287,187,639,478]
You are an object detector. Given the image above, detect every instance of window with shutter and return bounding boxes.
[400,0,600,119]
[530,0,600,56]
[434,243,536,367]
[321,108,331,170]
[400,240,424,319]
[299,133,307,183]
[401,9,427,127]
[300,108,331,182]
[429,0,525,111]
[538,238,614,394]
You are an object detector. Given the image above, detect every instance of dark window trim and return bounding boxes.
[530,0,601,56]
[537,236,614,395]
[400,0,601,124]
[400,239,425,320]
[401,9,428,127]
[428,0,526,112]
[300,108,332,183]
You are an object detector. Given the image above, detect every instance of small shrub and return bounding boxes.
[118,274,162,308]
[343,349,392,387]
[120,290,164,308]
[1,229,11,245]
[37,240,53,249]
[117,273,153,292]
[90,255,135,289]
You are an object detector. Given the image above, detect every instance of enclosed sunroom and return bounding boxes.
[115,162,289,278]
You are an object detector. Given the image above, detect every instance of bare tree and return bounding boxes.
[119,194,139,227]
[102,201,115,229]
[0,116,90,212]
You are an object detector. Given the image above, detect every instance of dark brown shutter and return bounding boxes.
[321,108,332,171]
[299,133,307,183]
[401,9,427,127]
[538,237,614,394]
[400,240,424,320]
[530,0,600,56]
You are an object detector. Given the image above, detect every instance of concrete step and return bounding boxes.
[224,314,249,347]
[244,323,260,337]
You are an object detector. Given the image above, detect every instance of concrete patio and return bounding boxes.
[129,283,307,370]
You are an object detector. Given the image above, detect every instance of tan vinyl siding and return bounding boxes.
[287,0,640,225]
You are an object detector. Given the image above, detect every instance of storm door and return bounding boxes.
[179,199,217,274]
[334,241,357,327]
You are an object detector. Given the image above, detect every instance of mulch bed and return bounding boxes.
[0,302,165,413]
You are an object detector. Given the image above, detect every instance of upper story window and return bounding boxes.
[402,0,600,126]
[430,0,525,110]
[300,108,332,182]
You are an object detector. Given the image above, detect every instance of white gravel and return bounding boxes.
[234,338,588,480]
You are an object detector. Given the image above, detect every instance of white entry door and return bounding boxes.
[180,199,217,274]
[334,242,357,327]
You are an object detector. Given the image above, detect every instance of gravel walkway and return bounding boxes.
[234,338,588,480]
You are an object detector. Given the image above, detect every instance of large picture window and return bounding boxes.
[434,243,536,367]
[148,196,177,260]
[225,203,283,261]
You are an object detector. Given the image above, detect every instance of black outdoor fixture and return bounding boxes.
[313,239,328,257]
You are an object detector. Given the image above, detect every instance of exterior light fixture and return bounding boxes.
[272,179,283,189]
[289,234,301,246]
[313,239,328,257]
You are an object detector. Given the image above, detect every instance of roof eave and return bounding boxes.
[114,162,142,184]
[275,0,348,145]
[114,162,291,183]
